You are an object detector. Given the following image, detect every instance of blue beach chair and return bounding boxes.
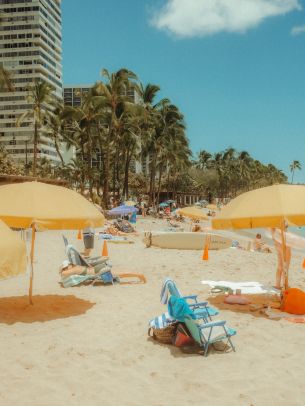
[149,278,218,330]
[161,278,219,321]
[168,296,236,357]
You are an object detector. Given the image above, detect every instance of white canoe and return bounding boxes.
[143,232,232,250]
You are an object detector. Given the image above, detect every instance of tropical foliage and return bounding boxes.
[0,145,23,175]
[289,160,301,184]
[191,148,287,198]
[0,68,289,206]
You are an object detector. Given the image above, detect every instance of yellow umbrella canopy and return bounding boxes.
[0,182,105,303]
[0,181,104,229]
[212,184,305,230]
[0,220,27,280]
[212,184,305,290]
[177,206,208,220]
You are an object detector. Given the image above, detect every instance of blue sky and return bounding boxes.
[62,0,305,182]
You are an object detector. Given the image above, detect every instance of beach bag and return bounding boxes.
[173,323,194,347]
[282,288,305,315]
[148,323,178,344]
[97,269,114,284]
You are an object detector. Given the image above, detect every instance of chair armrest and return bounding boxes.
[193,312,209,321]
[188,301,208,308]
[199,320,226,329]
[183,295,198,302]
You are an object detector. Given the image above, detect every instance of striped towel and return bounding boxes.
[160,278,182,304]
[149,312,176,329]
[62,274,92,288]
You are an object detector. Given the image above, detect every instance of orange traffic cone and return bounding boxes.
[202,243,209,261]
[302,258,305,269]
[102,240,109,257]
[77,229,82,240]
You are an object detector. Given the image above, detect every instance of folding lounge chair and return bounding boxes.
[62,236,146,288]
[61,269,115,288]
[149,279,218,330]
[168,296,236,357]
[161,278,219,321]
[62,235,108,267]
[184,316,236,357]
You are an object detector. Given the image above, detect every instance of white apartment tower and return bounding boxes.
[0,0,62,164]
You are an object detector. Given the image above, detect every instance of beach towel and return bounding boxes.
[149,312,176,329]
[160,278,182,304]
[168,296,195,322]
[202,280,279,295]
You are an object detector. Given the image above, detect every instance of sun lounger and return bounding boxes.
[168,296,236,356]
[61,271,146,288]
[62,235,108,267]
[61,269,116,288]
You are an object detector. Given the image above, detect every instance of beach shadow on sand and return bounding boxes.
[147,336,233,358]
[208,294,280,319]
[0,294,95,325]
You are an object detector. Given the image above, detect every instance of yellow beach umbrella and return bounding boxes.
[212,184,305,288]
[0,220,27,280]
[0,182,105,303]
[177,206,208,220]
[125,200,137,206]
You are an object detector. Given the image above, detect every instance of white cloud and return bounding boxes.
[151,0,301,38]
[291,24,305,34]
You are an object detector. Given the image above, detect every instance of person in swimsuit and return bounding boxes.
[60,260,105,279]
[271,227,291,289]
[253,233,272,253]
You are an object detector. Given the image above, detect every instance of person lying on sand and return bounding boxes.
[253,233,272,253]
[59,260,106,279]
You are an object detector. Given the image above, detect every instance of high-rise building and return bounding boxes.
[63,84,92,107]
[0,0,62,164]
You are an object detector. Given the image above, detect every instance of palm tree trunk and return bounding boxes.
[291,170,294,184]
[149,154,157,207]
[103,134,110,208]
[54,140,65,166]
[123,150,131,199]
[156,166,162,205]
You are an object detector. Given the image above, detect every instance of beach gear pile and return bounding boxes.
[148,278,236,356]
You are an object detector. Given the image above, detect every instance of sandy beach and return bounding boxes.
[1,217,305,406]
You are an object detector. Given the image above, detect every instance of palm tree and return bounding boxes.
[45,103,66,166]
[94,68,139,207]
[62,90,106,198]
[289,160,302,184]
[17,79,55,176]
[195,150,212,170]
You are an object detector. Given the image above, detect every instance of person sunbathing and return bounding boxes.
[253,233,272,253]
[59,260,105,279]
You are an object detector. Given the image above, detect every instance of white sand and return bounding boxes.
[1,218,305,406]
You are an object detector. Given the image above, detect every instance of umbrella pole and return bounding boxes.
[29,224,36,305]
[280,222,288,291]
